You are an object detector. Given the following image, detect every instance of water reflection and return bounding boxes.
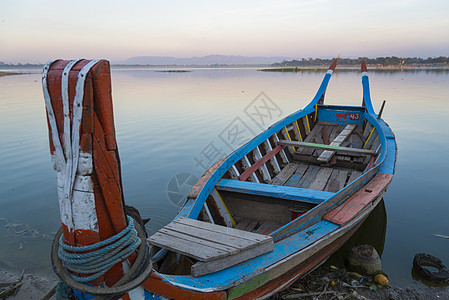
[325,199,387,268]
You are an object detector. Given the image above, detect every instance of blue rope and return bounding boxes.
[58,216,141,283]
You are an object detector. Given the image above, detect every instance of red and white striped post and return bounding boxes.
[43,59,133,288]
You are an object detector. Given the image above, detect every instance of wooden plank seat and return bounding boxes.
[277,140,377,156]
[216,179,334,205]
[148,217,274,277]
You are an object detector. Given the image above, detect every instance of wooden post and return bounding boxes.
[377,100,386,120]
[43,59,128,286]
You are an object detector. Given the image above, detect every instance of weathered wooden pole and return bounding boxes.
[43,59,132,287]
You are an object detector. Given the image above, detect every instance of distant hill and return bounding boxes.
[122,55,293,66]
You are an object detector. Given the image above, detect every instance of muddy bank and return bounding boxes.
[272,266,449,300]
[0,269,57,299]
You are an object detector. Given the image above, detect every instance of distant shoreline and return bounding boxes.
[259,65,449,72]
[0,71,23,77]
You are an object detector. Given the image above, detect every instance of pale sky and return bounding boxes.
[1,0,448,64]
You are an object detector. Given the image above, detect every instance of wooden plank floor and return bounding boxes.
[234,217,283,235]
[269,161,362,193]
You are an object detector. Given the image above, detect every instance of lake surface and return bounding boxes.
[0,66,448,288]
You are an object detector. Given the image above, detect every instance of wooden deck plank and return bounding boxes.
[324,173,393,225]
[296,165,320,188]
[164,221,258,249]
[254,221,282,235]
[150,216,276,276]
[324,169,345,192]
[317,124,357,163]
[295,163,309,176]
[346,171,362,186]
[173,217,270,244]
[158,228,240,254]
[149,232,229,261]
[308,167,333,191]
[235,218,251,230]
[298,124,323,155]
[245,219,260,232]
[269,162,299,186]
[351,131,364,149]
[325,170,349,193]
[284,173,302,187]
[313,127,325,157]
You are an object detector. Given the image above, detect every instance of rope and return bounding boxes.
[58,216,141,283]
[52,219,152,297]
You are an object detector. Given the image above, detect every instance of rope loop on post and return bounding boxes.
[58,216,141,283]
[52,217,152,297]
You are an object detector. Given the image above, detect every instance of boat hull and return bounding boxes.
[143,172,392,299]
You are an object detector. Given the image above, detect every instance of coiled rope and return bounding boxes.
[58,216,141,282]
[52,218,152,297]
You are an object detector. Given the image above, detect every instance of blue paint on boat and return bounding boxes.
[379,138,397,175]
[216,179,334,205]
[317,107,365,125]
[284,173,303,187]
[362,74,376,115]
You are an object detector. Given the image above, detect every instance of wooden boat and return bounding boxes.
[143,59,397,299]
[42,58,396,299]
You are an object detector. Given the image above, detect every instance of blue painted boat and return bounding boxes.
[144,59,397,299]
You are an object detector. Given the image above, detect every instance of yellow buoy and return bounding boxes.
[374,273,389,286]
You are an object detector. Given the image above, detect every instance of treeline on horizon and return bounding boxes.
[273,56,449,67]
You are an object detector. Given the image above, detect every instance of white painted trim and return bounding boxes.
[210,189,234,227]
[254,146,271,182]
[326,69,333,75]
[57,173,93,192]
[43,60,65,172]
[228,165,240,180]
[263,140,281,173]
[273,134,289,164]
[72,190,99,232]
[62,59,82,213]
[241,155,259,183]
[77,152,93,175]
[362,71,368,77]
[43,59,101,232]
[203,203,215,224]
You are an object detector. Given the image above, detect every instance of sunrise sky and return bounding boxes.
[1,0,448,64]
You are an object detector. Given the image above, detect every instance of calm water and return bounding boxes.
[1,67,448,288]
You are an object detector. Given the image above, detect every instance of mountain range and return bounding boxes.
[121,55,293,66]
